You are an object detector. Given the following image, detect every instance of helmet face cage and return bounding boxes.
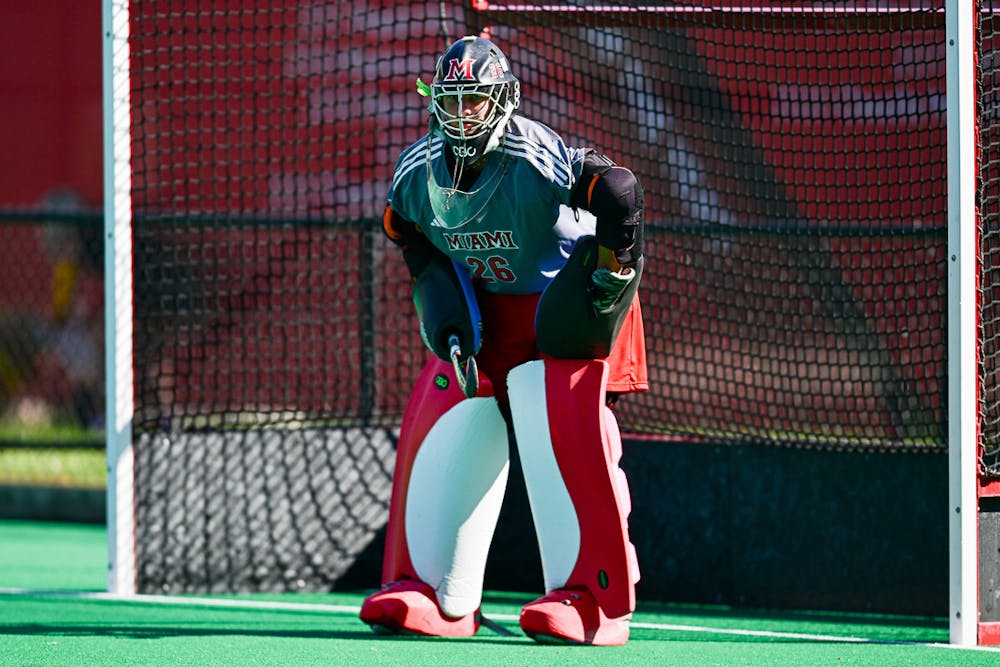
[429,36,520,161]
[431,82,510,145]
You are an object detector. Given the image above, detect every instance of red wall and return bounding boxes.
[0,2,103,208]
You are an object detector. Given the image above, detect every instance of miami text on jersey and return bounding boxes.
[442,230,519,251]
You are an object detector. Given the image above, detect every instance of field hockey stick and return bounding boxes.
[448,333,478,399]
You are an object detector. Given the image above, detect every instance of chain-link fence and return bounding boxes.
[0,191,104,450]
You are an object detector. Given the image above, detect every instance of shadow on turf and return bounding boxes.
[0,622,941,646]
[632,599,947,633]
[0,623,537,645]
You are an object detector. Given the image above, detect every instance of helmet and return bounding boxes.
[429,36,520,163]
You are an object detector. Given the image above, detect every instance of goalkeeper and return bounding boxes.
[360,35,648,646]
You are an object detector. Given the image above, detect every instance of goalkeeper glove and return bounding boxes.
[590,267,636,314]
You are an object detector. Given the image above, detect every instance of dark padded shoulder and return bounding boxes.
[577,164,644,267]
[569,150,616,209]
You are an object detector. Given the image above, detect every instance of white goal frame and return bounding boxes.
[946,0,978,647]
[101,0,987,643]
[102,0,136,596]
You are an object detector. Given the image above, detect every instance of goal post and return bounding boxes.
[946,0,978,646]
[102,0,135,595]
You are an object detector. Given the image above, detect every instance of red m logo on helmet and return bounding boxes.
[444,58,475,81]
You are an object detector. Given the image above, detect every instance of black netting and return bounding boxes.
[980,2,1000,476]
[134,428,394,593]
[126,1,952,592]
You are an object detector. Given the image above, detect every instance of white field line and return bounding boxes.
[2,588,1000,653]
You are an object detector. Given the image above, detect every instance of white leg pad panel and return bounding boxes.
[506,361,581,592]
[405,396,510,618]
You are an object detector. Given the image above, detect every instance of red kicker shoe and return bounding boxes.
[519,588,630,646]
[359,580,480,638]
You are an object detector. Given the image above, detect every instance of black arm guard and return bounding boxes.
[384,205,482,359]
[412,251,482,361]
[570,152,644,267]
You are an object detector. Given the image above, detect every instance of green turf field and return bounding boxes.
[2,519,998,666]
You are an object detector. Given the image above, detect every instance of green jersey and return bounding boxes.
[388,116,595,294]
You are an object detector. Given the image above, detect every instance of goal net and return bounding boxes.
[105,1,959,595]
[974,0,1000,645]
[980,7,1000,478]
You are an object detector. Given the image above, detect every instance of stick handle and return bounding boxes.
[448,334,478,399]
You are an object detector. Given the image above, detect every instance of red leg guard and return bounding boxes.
[380,357,493,584]
[363,356,508,635]
[508,358,639,620]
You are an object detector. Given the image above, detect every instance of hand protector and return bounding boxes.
[590,267,637,314]
[535,235,643,360]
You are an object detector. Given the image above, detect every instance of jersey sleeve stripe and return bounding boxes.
[393,138,441,188]
[501,138,572,188]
